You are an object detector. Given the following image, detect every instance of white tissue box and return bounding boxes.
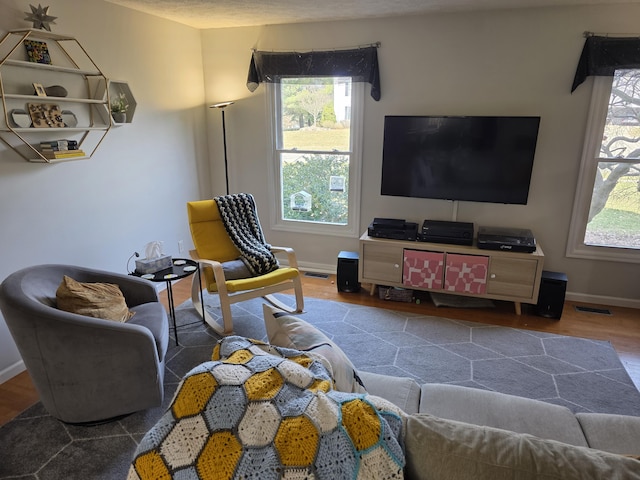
[135,255,173,274]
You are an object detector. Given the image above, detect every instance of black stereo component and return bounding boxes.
[337,251,360,293]
[419,220,474,246]
[368,219,418,241]
[477,226,536,253]
[535,270,568,319]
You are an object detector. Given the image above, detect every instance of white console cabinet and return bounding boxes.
[358,232,544,314]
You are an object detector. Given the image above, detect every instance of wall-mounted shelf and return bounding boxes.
[0,29,112,163]
[108,80,136,125]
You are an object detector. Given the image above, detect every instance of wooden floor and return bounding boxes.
[1,273,639,427]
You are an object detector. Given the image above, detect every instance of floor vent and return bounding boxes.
[575,306,612,315]
[304,272,330,279]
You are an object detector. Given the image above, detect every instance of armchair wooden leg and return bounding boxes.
[262,277,305,314]
[190,274,234,336]
[292,276,304,313]
[218,295,235,335]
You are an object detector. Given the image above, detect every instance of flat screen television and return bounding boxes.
[380,115,540,204]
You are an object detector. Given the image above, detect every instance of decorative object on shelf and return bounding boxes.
[60,110,77,127]
[28,103,64,128]
[210,101,234,194]
[9,110,32,128]
[32,82,46,96]
[23,39,51,64]
[24,4,57,31]
[110,92,128,123]
[44,85,68,97]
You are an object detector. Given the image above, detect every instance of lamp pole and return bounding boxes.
[210,101,234,195]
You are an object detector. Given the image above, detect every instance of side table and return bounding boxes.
[134,258,204,345]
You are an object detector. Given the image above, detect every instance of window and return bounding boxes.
[268,77,363,237]
[567,70,640,263]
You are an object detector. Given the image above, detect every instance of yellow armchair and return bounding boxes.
[187,199,304,335]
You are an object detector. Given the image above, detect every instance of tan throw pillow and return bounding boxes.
[262,304,366,394]
[405,414,640,480]
[56,275,134,322]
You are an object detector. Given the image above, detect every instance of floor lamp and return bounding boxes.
[210,101,234,195]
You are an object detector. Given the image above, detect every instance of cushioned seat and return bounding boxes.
[0,264,169,424]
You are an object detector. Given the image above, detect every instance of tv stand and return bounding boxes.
[358,232,544,314]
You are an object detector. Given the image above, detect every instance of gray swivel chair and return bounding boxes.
[0,264,169,424]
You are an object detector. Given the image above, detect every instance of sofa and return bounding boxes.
[262,303,640,479]
[362,371,640,478]
[128,305,640,479]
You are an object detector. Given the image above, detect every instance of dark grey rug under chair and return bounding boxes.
[2,294,639,479]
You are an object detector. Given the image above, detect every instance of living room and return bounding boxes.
[1,1,640,477]
[0,0,639,386]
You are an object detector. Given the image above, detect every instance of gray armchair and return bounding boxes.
[0,264,169,424]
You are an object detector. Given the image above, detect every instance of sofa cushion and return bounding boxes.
[263,304,366,393]
[576,412,640,455]
[359,371,421,414]
[56,275,134,322]
[404,414,640,480]
[419,383,588,447]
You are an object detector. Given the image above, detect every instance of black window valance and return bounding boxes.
[572,35,640,92]
[246,46,381,101]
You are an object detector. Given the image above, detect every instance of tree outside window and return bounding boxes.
[584,70,640,249]
[568,69,640,262]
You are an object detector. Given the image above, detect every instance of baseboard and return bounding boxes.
[0,360,25,384]
[296,261,335,276]
[565,291,640,310]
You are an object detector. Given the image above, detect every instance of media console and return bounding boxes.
[358,232,545,315]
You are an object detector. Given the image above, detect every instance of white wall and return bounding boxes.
[0,0,211,382]
[200,5,640,307]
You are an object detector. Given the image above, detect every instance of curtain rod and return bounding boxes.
[584,31,640,38]
[251,42,381,53]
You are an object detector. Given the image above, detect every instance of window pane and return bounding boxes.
[584,161,640,249]
[280,78,351,151]
[599,70,640,160]
[280,152,349,224]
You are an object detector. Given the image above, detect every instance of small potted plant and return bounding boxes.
[111,93,128,123]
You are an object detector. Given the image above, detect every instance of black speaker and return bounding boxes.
[535,270,568,319]
[337,251,360,293]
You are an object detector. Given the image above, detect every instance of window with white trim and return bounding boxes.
[567,70,640,263]
[268,77,363,237]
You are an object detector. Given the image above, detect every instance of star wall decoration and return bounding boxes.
[24,4,57,31]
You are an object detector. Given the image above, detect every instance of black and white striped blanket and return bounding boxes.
[214,193,279,276]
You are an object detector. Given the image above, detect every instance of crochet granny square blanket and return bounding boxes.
[128,336,406,480]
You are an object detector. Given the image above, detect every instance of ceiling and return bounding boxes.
[104,0,640,29]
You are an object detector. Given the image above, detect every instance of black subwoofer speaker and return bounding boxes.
[337,251,360,293]
[535,270,568,320]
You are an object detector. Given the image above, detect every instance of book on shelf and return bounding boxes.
[42,150,86,159]
[40,140,78,150]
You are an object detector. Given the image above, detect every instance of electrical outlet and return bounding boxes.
[178,240,184,253]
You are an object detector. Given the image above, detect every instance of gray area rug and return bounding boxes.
[2,294,639,479]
